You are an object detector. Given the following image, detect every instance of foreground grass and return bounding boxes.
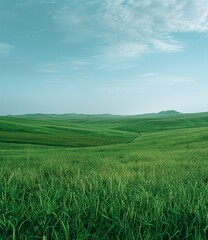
[1,149,208,239]
[1,152,208,239]
[0,114,208,239]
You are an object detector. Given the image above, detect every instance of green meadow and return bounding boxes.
[0,112,208,239]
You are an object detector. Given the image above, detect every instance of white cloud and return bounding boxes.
[34,60,92,73]
[151,39,183,52]
[17,0,57,6]
[69,60,92,70]
[52,0,208,60]
[0,42,13,55]
[140,73,160,78]
[34,62,60,73]
[99,85,141,92]
[101,0,208,54]
[171,77,197,84]
[148,76,197,85]
[35,68,60,73]
[106,42,147,58]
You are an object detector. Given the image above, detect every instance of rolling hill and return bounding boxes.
[1,111,208,147]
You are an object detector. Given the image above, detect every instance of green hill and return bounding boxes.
[1,111,208,147]
[0,115,136,147]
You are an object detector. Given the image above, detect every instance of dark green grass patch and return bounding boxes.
[0,116,136,147]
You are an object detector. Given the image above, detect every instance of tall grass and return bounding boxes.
[1,114,208,239]
[0,144,208,239]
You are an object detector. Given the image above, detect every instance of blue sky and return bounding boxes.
[0,0,208,115]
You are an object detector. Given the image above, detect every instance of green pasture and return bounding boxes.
[0,112,208,239]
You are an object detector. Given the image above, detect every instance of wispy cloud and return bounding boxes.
[34,62,60,73]
[35,68,60,73]
[140,73,160,78]
[69,60,92,70]
[52,1,102,43]
[145,76,198,86]
[102,0,208,55]
[170,77,197,84]
[34,59,92,73]
[151,39,183,53]
[105,42,147,59]
[16,0,57,7]
[50,0,208,63]
[0,42,13,55]
[99,85,141,92]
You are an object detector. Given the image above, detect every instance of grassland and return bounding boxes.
[0,112,208,239]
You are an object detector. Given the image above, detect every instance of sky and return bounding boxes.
[0,0,208,115]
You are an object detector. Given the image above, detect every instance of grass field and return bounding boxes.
[0,112,208,239]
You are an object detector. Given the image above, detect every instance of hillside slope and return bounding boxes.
[1,112,208,147]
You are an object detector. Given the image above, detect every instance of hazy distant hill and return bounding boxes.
[157,110,181,116]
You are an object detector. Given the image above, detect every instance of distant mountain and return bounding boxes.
[157,110,181,116]
[6,110,182,118]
